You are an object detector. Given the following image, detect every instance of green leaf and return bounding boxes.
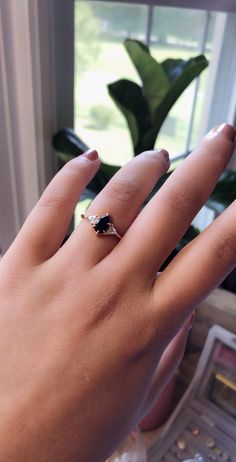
[127,40,150,54]
[160,224,200,270]
[139,55,208,150]
[52,128,121,194]
[52,128,89,156]
[108,79,150,150]
[176,224,200,252]
[142,169,173,205]
[57,153,75,163]
[124,39,169,115]
[159,55,208,120]
[163,55,208,83]
[207,170,236,214]
[100,162,120,178]
[88,162,121,195]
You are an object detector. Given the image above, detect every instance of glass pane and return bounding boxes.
[74,1,148,166]
[189,12,216,149]
[74,2,216,164]
[151,7,215,156]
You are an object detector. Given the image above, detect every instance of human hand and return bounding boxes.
[0,124,235,462]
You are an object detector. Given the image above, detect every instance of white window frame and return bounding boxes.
[198,12,236,170]
[94,0,236,12]
[0,0,74,253]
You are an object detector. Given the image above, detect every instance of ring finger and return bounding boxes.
[61,149,170,267]
[118,124,236,278]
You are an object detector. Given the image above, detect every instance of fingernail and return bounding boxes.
[83,149,98,161]
[160,149,170,163]
[150,149,170,163]
[188,311,196,331]
[216,123,236,142]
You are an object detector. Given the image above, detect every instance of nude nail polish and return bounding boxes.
[206,124,236,142]
[83,149,98,161]
[216,123,236,142]
[154,149,170,164]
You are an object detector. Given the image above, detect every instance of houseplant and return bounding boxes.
[107,39,208,155]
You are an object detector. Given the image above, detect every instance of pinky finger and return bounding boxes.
[154,200,236,327]
[139,314,193,424]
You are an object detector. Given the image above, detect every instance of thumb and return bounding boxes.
[139,311,195,420]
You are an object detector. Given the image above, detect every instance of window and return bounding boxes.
[74,1,216,165]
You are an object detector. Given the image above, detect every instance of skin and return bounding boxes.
[0,124,236,462]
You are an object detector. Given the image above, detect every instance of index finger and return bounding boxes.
[118,124,236,277]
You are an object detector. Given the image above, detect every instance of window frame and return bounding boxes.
[198,12,236,169]
[0,0,74,253]
[90,0,236,13]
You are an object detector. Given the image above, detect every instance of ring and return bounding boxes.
[81,213,122,240]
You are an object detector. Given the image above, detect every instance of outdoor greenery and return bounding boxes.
[74,2,100,74]
[89,105,115,130]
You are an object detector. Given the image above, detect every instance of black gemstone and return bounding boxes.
[94,215,110,233]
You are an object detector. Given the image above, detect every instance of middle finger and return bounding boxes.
[61,149,170,267]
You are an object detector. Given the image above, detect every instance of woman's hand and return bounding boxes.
[0,124,235,462]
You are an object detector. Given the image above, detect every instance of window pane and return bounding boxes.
[74,2,216,164]
[74,1,148,166]
[151,7,215,156]
[189,12,216,149]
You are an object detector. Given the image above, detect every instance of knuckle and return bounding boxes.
[105,178,140,204]
[65,159,84,176]
[84,277,124,328]
[128,310,160,359]
[165,182,204,218]
[40,191,67,210]
[212,231,236,268]
[134,326,157,357]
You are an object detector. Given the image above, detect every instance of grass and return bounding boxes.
[74,41,210,166]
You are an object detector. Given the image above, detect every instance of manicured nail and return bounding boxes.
[216,123,236,142]
[188,311,196,331]
[205,127,218,140]
[160,149,170,162]
[151,149,170,163]
[83,149,98,161]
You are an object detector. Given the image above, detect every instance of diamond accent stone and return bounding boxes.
[88,215,100,226]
